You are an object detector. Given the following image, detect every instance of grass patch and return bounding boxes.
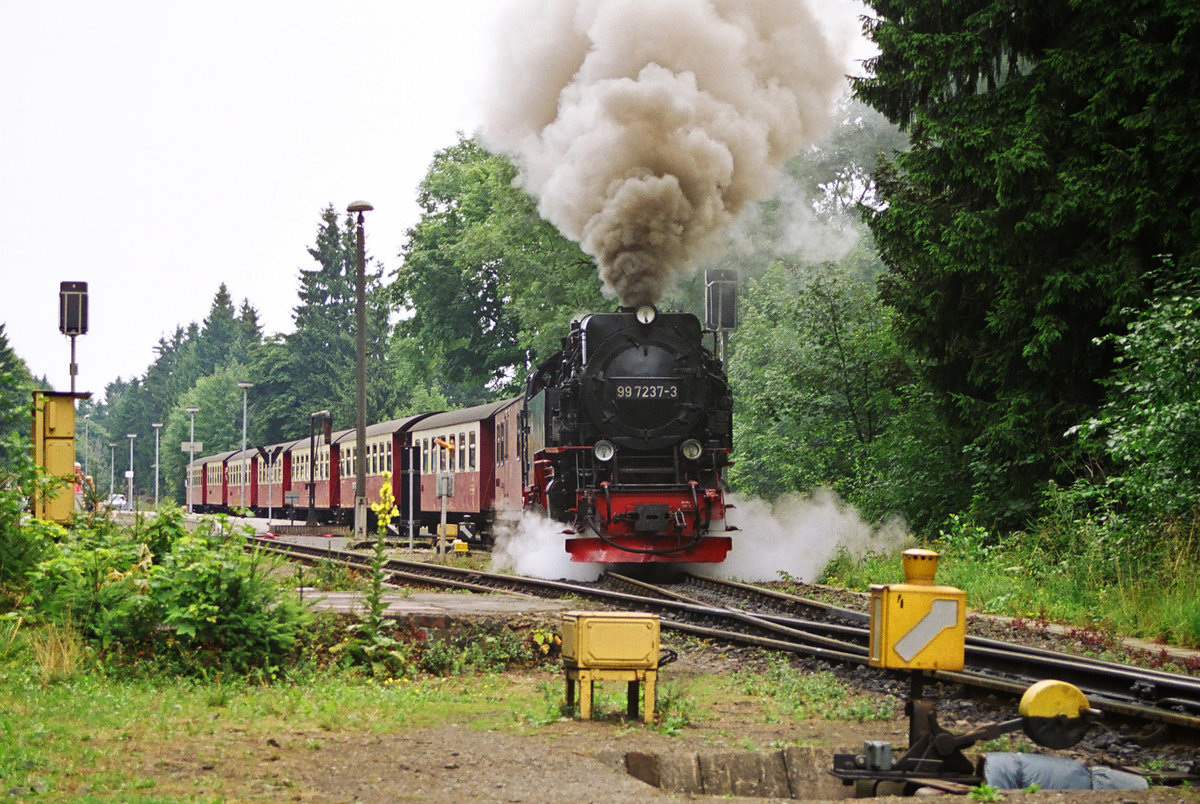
[736,656,896,722]
[0,658,554,799]
[821,513,1200,652]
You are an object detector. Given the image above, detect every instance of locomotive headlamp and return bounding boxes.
[680,439,703,461]
[635,305,657,325]
[593,440,616,462]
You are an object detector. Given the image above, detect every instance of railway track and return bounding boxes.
[250,536,1200,734]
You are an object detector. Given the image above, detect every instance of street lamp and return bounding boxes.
[126,433,136,511]
[109,442,117,498]
[83,413,90,481]
[347,200,373,543]
[152,422,163,508]
[186,406,199,514]
[238,381,253,514]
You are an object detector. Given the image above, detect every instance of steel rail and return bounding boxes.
[662,572,1200,728]
[249,537,1200,731]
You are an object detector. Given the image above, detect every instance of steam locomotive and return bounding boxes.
[523,304,734,563]
[189,304,734,564]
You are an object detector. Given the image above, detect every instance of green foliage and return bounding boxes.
[729,259,966,529]
[0,328,40,470]
[151,524,308,676]
[736,657,895,721]
[340,474,411,678]
[0,443,56,609]
[26,511,310,677]
[392,135,605,405]
[78,283,265,506]
[417,629,535,677]
[253,206,392,440]
[1073,262,1200,519]
[968,783,1002,802]
[856,0,1200,526]
[654,681,700,736]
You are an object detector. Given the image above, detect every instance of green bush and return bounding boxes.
[27,510,310,677]
[1072,261,1200,522]
[151,524,310,675]
[0,438,56,609]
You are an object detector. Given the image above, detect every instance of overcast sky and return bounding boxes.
[2,1,869,399]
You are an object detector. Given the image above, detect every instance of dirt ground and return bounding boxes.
[56,647,1200,804]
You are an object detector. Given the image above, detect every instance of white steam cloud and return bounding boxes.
[692,489,910,583]
[483,0,846,306]
[491,512,603,582]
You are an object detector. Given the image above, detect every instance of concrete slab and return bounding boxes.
[298,590,574,623]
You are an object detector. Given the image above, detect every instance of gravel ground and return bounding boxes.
[122,641,1200,804]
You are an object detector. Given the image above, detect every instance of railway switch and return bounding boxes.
[562,611,659,723]
[834,550,1101,793]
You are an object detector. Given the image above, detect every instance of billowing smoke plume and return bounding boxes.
[483,0,846,306]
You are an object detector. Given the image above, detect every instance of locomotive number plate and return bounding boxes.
[615,383,679,400]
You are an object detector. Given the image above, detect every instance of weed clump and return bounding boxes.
[23,510,309,679]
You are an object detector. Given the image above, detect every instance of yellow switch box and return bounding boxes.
[868,549,966,671]
[561,611,659,670]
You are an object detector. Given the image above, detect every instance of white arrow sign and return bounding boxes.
[894,598,959,661]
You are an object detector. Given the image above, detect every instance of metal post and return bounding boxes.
[306,410,330,527]
[83,414,90,481]
[186,406,199,514]
[152,422,162,508]
[238,381,253,514]
[69,334,77,394]
[408,445,415,551]
[109,443,116,498]
[348,201,373,544]
[126,433,136,511]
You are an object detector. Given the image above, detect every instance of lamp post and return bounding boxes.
[126,433,136,511]
[347,200,373,543]
[152,422,163,508]
[238,381,253,513]
[186,406,199,514]
[83,413,90,480]
[109,442,117,498]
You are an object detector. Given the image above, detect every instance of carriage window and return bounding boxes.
[469,431,476,471]
[439,438,446,471]
[421,439,428,473]
[385,441,392,472]
[458,432,466,471]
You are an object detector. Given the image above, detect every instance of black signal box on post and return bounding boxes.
[704,269,737,331]
[59,282,88,335]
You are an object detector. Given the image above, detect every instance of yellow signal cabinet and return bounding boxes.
[561,611,659,670]
[31,391,87,524]
[868,549,966,672]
